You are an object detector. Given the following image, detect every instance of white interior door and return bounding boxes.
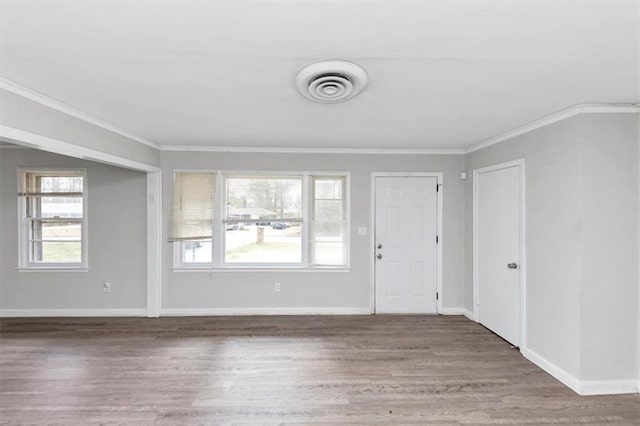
[475,163,522,346]
[375,177,438,313]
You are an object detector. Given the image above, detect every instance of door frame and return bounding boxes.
[472,159,526,350]
[370,172,444,314]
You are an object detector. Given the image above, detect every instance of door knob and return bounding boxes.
[507,263,518,269]
[376,253,382,259]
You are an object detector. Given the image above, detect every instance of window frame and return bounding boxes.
[310,175,348,267]
[17,167,88,271]
[172,170,350,270]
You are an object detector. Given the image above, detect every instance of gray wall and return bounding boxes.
[0,88,160,168]
[0,148,148,309]
[2,109,638,387]
[578,114,639,381]
[466,115,583,377]
[465,113,639,383]
[161,152,467,311]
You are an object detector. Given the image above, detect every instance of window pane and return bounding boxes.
[313,221,344,240]
[38,175,83,193]
[19,171,86,267]
[39,197,83,218]
[41,221,82,240]
[314,242,344,265]
[226,177,302,220]
[314,179,343,199]
[225,223,301,263]
[170,173,214,241]
[314,200,343,220]
[181,240,213,263]
[32,241,82,263]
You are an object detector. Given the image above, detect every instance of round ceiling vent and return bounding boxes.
[295,60,368,103]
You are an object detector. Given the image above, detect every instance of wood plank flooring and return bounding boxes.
[1,315,638,425]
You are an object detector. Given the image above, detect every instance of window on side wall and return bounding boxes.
[17,169,87,269]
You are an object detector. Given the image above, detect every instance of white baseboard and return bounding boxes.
[0,308,148,318]
[160,307,371,316]
[523,347,638,395]
[522,347,582,394]
[463,309,474,321]
[580,380,639,396]
[439,307,466,315]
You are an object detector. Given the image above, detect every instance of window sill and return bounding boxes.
[171,266,351,273]
[16,267,88,272]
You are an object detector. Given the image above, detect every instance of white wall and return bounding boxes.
[161,152,466,312]
[465,112,639,390]
[0,148,148,311]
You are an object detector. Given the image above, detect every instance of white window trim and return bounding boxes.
[172,170,350,270]
[309,174,349,268]
[17,167,88,270]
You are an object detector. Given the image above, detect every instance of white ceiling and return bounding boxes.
[1,1,638,150]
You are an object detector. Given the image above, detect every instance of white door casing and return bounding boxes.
[473,160,525,347]
[374,176,438,314]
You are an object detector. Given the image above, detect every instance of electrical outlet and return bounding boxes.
[274,282,281,292]
[103,281,111,293]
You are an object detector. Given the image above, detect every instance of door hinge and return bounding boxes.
[436,235,439,244]
[436,184,440,192]
[436,292,439,300]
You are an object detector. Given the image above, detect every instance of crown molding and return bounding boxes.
[0,77,160,149]
[1,77,636,155]
[466,103,640,153]
[159,145,466,155]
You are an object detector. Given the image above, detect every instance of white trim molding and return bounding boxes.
[0,78,159,149]
[466,103,640,153]
[160,307,371,316]
[160,145,466,155]
[522,347,582,395]
[580,380,639,396]
[2,79,634,156]
[146,171,163,318]
[0,309,148,318]
[439,308,468,315]
[523,348,639,395]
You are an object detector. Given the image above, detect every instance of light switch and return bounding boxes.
[357,226,367,236]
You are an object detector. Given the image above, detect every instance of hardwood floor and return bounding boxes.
[0,315,638,425]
